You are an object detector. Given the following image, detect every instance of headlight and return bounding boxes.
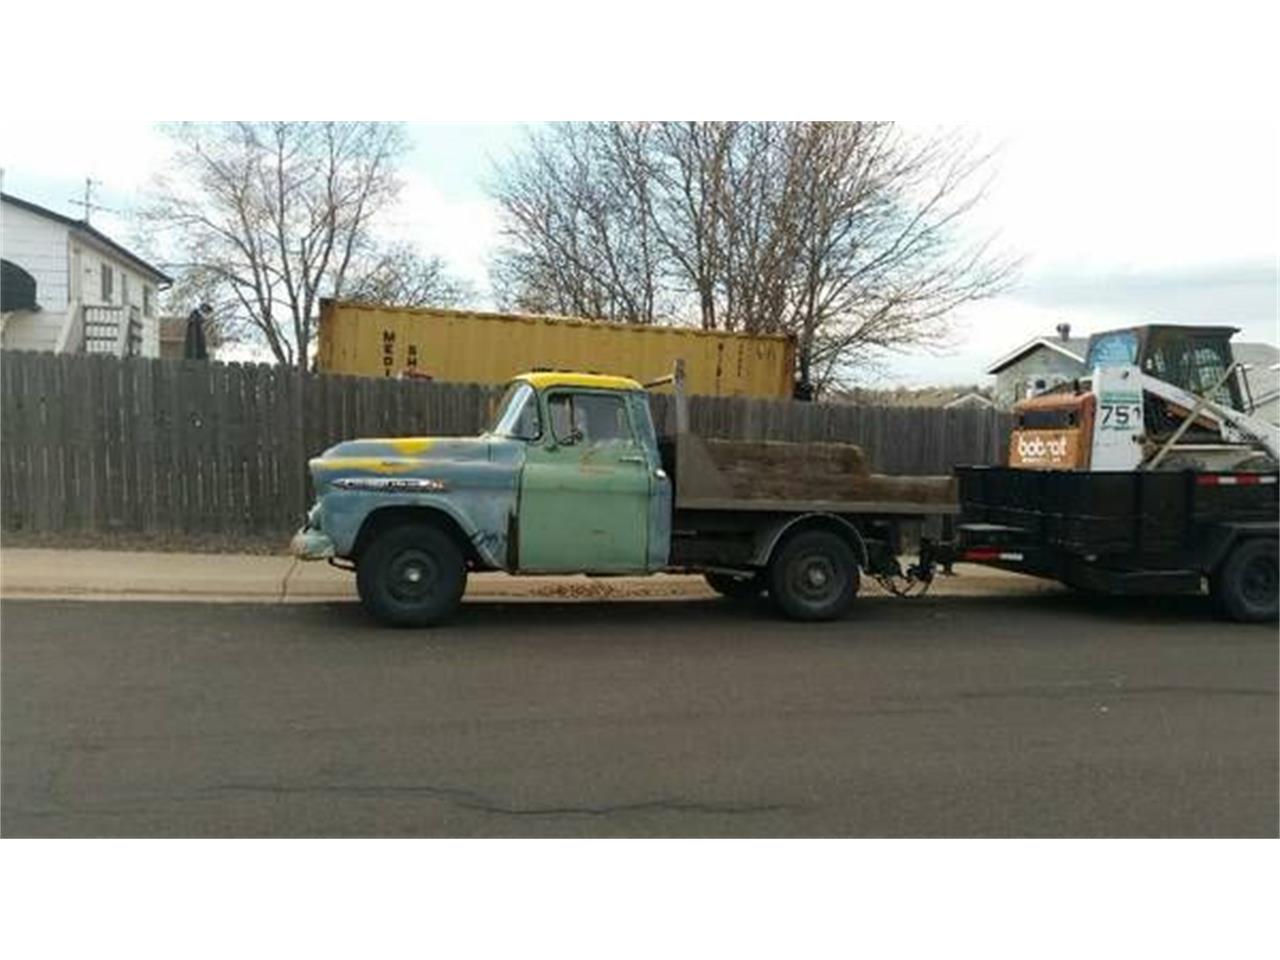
[331,477,448,493]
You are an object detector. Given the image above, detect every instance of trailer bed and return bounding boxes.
[955,466,1278,594]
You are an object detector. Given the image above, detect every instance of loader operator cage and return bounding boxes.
[1085,324,1245,413]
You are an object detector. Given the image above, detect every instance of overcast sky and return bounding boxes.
[3,121,1275,386]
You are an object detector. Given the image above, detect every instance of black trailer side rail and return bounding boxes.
[953,466,1278,601]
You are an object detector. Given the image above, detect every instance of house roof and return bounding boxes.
[1238,345,1280,406]
[986,337,1088,375]
[1,191,172,285]
[1232,341,1280,371]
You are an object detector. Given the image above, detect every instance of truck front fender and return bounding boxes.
[325,491,511,569]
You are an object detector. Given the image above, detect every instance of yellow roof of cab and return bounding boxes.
[515,371,643,391]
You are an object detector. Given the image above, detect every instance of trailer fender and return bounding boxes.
[752,513,870,571]
[1200,521,1279,574]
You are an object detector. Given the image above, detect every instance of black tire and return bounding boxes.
[767,528,860,622]
[356,523,467,627]
[1210,538,1278,623]
[704,571,765,600]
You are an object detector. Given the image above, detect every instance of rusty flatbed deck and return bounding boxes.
[670,433,957,518]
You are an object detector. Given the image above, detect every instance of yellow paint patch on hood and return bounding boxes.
[386,437,436,455]
[336,436,437,455]
[310,456,422,475]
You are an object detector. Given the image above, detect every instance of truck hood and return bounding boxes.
[309,436,494,479]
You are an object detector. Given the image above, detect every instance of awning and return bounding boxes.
[1,259,38,312]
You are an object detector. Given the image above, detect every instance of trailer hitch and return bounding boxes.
[872,538,955,598]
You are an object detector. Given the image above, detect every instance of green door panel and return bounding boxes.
[518,391,650,572]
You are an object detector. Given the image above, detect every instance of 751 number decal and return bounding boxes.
[1100,403,1142,429]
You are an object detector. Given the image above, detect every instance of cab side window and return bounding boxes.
[548,393,635,447]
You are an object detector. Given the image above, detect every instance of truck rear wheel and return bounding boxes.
[356,523,467,627]
[704,572,765,600]
[1211,538,1278,623]
[768,529,859,621]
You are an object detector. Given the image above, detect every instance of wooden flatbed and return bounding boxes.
[667,433,957,516]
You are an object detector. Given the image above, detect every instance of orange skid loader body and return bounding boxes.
[1007,391,1096,470]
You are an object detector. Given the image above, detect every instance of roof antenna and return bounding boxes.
[68,176,114,224]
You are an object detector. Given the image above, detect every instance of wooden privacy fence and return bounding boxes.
[0,352,1011,544]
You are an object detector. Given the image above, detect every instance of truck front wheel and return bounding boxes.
[1211,538,1278,623]
[768,529,859,621]
[356,523,468,627]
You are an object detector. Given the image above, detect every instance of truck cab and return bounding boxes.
[486,372,671,574]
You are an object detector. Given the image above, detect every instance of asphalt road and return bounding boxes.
[2,592,1276,837]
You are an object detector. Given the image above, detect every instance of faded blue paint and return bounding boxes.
[304,436,525,569]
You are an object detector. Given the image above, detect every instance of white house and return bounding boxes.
[985,324,1090,408]
[1,192,171,358]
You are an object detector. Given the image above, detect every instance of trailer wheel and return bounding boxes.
[356,523,467,627]
[704,572,765,600]
[1211,538,1278,623]
[768,529,859,621]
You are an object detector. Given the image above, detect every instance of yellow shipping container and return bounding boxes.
[317,300,797,399]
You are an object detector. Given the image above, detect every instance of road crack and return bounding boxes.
[207,781,789,818]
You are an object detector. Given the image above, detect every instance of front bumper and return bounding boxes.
[290,526,336,561]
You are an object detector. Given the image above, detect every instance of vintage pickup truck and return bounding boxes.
[291,365,956,626]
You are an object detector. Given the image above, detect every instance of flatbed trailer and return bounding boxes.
[954,466,1278,621]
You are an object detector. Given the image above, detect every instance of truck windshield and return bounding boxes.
[489,382,541,440]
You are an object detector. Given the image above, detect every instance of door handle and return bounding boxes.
[618,455,646,464]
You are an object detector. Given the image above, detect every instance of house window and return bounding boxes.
[121,273,130,307]
[143,285,154,317]
[100,263,113,303]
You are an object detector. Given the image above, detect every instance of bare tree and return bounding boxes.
[491,122,1016,393]
[489,123,663,322]
[345,243,474,308]
[144,122,469,367]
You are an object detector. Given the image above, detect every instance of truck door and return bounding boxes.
[517,389,651,573]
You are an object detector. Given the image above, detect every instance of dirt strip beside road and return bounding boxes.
[0,547,1063,604]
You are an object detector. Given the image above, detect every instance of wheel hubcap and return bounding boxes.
[388,549,438,602]
[792,554,839,603]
